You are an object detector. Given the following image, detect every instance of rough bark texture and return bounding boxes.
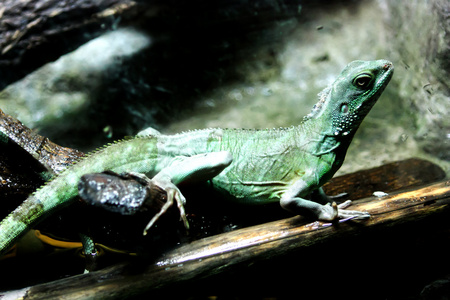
[0,0,143,90]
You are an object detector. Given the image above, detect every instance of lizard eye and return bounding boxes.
[353,73,373,88]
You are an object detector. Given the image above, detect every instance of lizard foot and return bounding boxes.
[142,179,189,236]
[318,200,370,221]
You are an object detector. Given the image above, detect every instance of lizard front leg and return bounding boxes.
[143,151,233,235]
[280,179,370,221]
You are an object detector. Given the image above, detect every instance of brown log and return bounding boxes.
[3,178,448,299]
[0,108,84,175]
[323,158,446,199]
[0,0,145,90]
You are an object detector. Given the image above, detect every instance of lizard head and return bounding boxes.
[307,59,394,138]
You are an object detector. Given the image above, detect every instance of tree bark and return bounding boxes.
[0,0,144,90]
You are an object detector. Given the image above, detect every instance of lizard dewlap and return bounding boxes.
[0,60,393,255]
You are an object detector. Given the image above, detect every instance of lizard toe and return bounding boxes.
[338,209,371,220]
[318,201,370,221]
[337,200,352,209]
[142,183,190,235]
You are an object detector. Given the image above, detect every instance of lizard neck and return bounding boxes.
[296,117,353,171]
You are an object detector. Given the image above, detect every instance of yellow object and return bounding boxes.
[35,230,82,249]
[35,230,137,256]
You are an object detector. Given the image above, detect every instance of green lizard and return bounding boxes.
[0,59,393,256]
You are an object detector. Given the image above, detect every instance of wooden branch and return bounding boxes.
[0,0,145,90]
[323,157,446,199]
[4,179,448,299]
[0,107,84,218]
[0,108,84,175]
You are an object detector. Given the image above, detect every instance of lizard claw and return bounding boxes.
[337,199,352,209]
[143,181,189,236]
[318,200,370,222]
[337,200,370,220]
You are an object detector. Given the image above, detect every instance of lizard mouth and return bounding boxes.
[371,61,394,98]
[358,60,394,112]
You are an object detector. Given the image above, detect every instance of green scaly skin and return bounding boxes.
[0,60,393,256]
